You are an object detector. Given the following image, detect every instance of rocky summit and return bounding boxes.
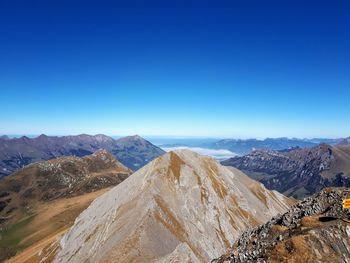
[49,150,293,263]
[222,143,350,198]
[213,188,350,263]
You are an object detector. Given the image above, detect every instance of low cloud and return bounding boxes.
[161,146,237,160]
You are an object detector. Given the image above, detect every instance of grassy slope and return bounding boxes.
[1,188,110,263]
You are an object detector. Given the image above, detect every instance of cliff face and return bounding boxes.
[51,150,293,263]
[222,144,350,198]
[214,188,350,263]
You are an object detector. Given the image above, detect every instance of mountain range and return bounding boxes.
[0,134,165,178]
[0,150,132,261]
[222,141,350,199]
[1,137,349,263]
[203,137,342,155]
[19,149,293,263]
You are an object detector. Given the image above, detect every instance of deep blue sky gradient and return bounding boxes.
[1,1,349,138]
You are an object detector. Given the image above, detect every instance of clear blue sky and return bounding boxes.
[1,1,349,138]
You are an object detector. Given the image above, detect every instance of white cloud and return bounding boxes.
[161,146,237,160]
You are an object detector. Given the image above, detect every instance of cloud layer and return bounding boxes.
[161,146,237,160]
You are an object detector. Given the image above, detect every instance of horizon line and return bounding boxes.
[0,133,347,140]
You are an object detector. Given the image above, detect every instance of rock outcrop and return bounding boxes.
[213,188,350,263]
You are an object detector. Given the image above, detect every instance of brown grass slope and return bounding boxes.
[0,150,131,262]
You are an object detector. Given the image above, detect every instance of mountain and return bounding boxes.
[338,136,350,145]
[37,150,294,263]
[0,150,132,261]
[214,188,350,263]
[0,134,165,177]
[112,135,166,170]
[222,143,350,199]
[0,135,9,140]
[204,137,342,155]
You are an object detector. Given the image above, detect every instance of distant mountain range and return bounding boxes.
[0,150,132,261]
[0,134,165,178]
[204,137,343,155]
[29,150,293,262]
[222,139,350,198]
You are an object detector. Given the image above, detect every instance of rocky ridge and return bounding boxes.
[222,144,350,198]
[0,150,132,261]
[213,188,350,263]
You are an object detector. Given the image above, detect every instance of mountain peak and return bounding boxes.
[0,150,132,220]
[338,136,350,145]
[222,143,350,199]
[93,134,114,142]
[125,134,144,141]
[52,150,293,262]
[36,134,49,141]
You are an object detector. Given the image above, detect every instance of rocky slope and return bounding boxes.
[213,188,350,263]
[49,150,293,263]
[0,150,132,261]
[0,134,165,177]
[222,144,350,198]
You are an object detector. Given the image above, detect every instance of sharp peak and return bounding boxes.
[128,134,143,139]
[164,149,214,164]
[118,134,146,141]
[168,148,199,155]
[37,134,49,138]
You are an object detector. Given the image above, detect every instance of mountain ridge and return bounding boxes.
[0,150,132,261]
[0,134,165,177]
[222,143,350,198]
[204,137,343,155]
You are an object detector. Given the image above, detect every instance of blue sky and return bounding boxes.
[1,1,349,138]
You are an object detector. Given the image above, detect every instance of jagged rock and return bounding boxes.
[213,188,350,263]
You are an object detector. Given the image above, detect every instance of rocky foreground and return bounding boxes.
[213,188,350,263]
